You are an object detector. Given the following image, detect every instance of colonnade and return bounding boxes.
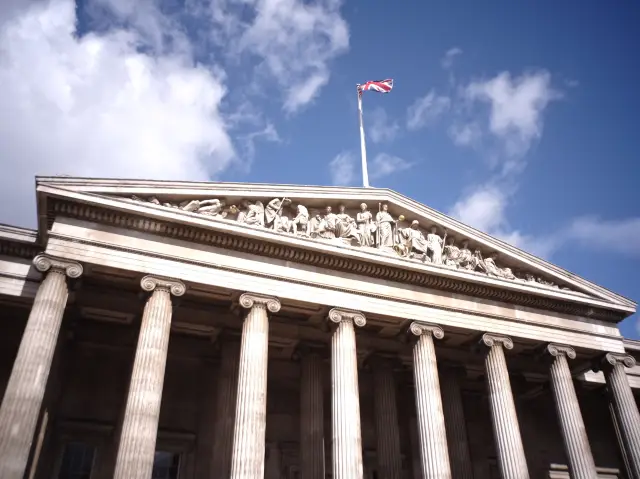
[0,254,639,479]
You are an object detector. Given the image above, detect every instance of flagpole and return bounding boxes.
[357,85,370,188]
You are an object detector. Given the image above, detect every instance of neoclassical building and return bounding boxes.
[0,176,639,479]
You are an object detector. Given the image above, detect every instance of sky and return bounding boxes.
[0,0,638,336]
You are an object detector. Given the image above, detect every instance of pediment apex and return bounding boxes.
[35,177,637,314]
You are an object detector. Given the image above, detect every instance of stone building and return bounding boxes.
[0,176,639,479]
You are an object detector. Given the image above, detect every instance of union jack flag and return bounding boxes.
[357,79,394,96]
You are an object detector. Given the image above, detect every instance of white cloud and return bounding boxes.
[329,151,356,186]
[208,0,350,113]
[495,230,560,260]
[237,123,281,164]
[448,70,564,257]
[88,0,192,55]
[368,107,399,144]
[463,70,560,159]
[450,184,507,233]
[565,216,640,257]
[495,216,640,260]
[406,90,450,131]
[449,184,559,259]
[328,151,411,186]
[370,153,412,180]
[448,122,481,147]
[449,184,640,260]
[441,47,462,70]
[0,0,236,227]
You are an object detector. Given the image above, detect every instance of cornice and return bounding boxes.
[44,196,628,323]
[0,224,38,244]
[0,237,40,260]
[0,224,40,261]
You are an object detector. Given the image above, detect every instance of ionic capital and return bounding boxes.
[327,308,366,327]
[239,293,281,313]
[546,343,576,360]
[481,333,513,350]
[409,322,444,340]
[33,254,83,279]
[140,275,186,297]
[604,352,636,369]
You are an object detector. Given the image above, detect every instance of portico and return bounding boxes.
[0,176,639,479]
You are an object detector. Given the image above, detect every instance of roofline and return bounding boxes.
[624,338,640,353]
[34,176,637,312]
[0,224,38,244]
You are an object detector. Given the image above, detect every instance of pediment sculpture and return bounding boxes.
[131,195,572,292]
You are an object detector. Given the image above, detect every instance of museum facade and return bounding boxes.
[0,176,638,479]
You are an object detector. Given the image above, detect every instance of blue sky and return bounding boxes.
[0,0,638,336]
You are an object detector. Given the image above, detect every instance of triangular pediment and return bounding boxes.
[35,177,636,317]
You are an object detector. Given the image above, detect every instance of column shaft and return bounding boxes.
[113,276,185,479]
[0,255,81,479]
[329,308,366,479]
[482,333,529,479]
[410,322,451,479]
[229,293,280,479]
[547,344,597,479]
[440,366,474,479]
[409,420,421,479]
[604,353,640,478]
[300,350,325,479]
[372,357,402,479]
[211,340,240,478]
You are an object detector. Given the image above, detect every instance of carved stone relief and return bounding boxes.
[131,196,573,292]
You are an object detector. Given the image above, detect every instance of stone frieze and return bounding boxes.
[130,195,573,292]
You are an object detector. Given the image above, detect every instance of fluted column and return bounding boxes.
[371,355,402,479]
[546,344,597,479]
[113,276,186,479]
[229,293,281,479]
[410,322,451,479]
[440,364,474,479]
[0,254,82,479]
[481,333,529,479]
[299,345,325,479]
[211,339,240,478]
[603,353,640,478]
[329,308,366,479]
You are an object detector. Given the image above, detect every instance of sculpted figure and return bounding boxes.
[469,249,483,271]
[318,206,337,239]
[426,226,444,265]
[135,195,176,209]
[457,240,474,269]
[500,267,517,280]
[265,198,291,229]
[309,213,324,238]
[290,204,310,236]
[537,277,559,288]
[274,214,291,233]
[443,237,461,267]
[398,220,429,259]
[237,200,265,227]
[181,198,227,217]
[481,253,503,277]
[356,203,375,247]
[376,203,395,248]
[335,204,362,245]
